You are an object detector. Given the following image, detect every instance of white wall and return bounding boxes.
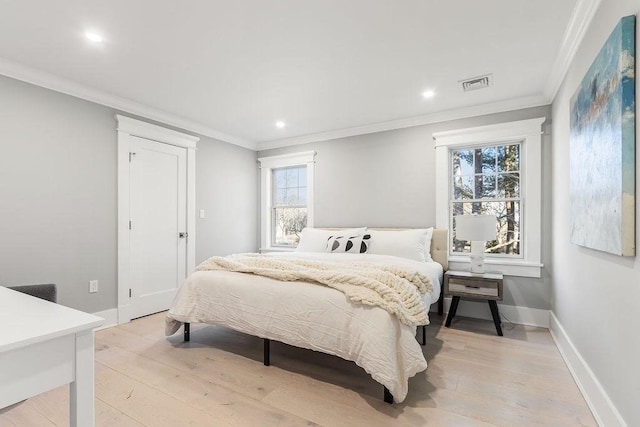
[0,76,117,313]
[196,139,259,261]
[551,1,640,425]
[0,75,258,313]
[259,105,553,311]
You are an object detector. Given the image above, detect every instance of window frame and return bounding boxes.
[450,141,524,259]
[258,151,315,251]
[271,165,308,247]
[434,118,545,278]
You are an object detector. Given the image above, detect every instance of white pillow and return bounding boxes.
[423,227,434,262]
[296,227,367,252]
[367,228,434,262]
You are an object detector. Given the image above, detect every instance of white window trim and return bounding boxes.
[258,151,316,251]
[433,117,545,278]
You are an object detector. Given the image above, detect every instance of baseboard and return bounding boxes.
[549,312,626,427]
[431,297,549,328]
[92,308,118,331]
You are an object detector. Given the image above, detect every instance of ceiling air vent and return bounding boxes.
[459,74,493,92]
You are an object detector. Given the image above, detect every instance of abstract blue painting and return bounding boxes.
[570,15,635,256]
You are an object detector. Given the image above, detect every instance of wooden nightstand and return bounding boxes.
[444,270,504,336]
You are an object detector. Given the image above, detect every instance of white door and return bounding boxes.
[129,136,187,319]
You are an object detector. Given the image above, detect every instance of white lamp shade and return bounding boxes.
[455,215,497,241]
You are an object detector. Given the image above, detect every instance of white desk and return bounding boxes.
[0,286,104,426]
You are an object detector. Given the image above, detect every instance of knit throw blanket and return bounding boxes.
[196,254,434,326]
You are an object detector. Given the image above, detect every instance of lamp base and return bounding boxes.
[469,241,486,274]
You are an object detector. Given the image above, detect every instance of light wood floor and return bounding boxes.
[0,312,596,426]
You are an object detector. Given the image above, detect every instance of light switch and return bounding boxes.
[89,280,99,293]
[199,209,205,219]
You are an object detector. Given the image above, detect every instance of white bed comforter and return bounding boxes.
[165,252,443,402]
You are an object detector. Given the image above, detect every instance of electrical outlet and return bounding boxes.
[89,280,99,293]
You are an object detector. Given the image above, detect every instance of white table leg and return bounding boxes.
[70,330,95,427]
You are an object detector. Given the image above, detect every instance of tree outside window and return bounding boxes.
[272,165,307,246]
[451,143,521,256]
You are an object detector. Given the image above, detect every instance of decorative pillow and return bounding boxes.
[296,227,367,252]
[366,228,434,262]
[326,233,371,254]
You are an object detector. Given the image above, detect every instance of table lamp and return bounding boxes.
[455,214,497,274]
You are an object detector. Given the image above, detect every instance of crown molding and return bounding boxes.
[543,0,602,101]
[1,53,562,153]
[256,94,549,151]
[0,57,257,150]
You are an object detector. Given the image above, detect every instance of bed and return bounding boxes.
[165,228,448,403]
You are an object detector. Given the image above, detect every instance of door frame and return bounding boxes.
[116,115,199,324]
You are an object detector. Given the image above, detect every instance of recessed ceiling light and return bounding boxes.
[422,90,435,99]
[275,121,286,129]
[85,31,104,43]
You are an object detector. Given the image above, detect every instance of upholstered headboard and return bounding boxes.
[430,228,448,271]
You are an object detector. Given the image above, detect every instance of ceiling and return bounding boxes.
[0,1,592,150]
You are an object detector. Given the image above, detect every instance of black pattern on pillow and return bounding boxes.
[326,234,371,254]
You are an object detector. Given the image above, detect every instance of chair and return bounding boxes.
[7,284,57,303]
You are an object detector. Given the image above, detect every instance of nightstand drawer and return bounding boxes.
[448,282,499,297]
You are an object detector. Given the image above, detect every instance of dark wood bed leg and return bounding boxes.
[420,325,426,346]
[383,386,393,404]
[263,338,270,366]
[438,296,444,316]
[184,323,190,342]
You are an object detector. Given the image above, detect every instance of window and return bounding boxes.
[451,143,521,257]
[272,165,307,246]
[433,118,545,277]
[258,151,315,250]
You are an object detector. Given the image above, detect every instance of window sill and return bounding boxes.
[447,256,543,278]
[259,247,296,254]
